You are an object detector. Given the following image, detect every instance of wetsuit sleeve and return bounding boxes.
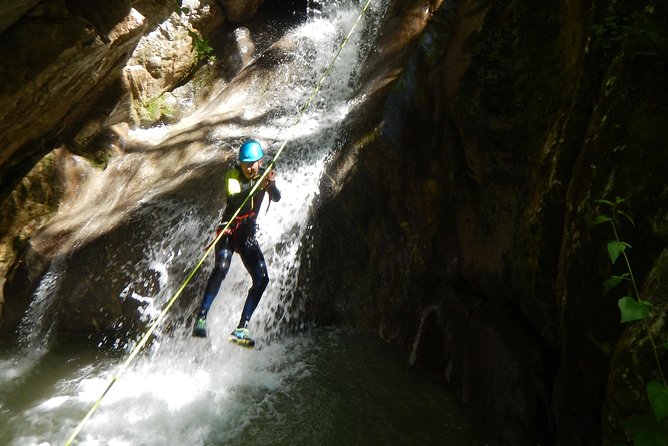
[259,162,281,202]
[266,182,281,202]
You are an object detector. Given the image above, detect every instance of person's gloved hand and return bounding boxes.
[216,223,233,236]
[261,168,276,190]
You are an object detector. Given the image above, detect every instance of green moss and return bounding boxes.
[144,94,175,122]
[135,93,176,127]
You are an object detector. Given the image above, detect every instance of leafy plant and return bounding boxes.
[188,30,216,63]
[171,1,216,63]
[595,197,668,444]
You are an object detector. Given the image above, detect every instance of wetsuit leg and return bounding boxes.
[198,236,234,318]
[236,237,269,327]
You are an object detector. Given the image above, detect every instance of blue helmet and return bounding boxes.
[238,139,264,163]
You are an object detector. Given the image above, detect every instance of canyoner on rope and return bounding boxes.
[192,139,282,348]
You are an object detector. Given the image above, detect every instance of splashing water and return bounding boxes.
[0,260,63,391]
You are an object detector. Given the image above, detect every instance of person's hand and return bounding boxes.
[262,168,276,189]
[215,224,233,236]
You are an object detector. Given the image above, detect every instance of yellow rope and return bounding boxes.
[64,1,373,444]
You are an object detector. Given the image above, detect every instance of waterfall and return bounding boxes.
[2,2,394,445]
[0,260,64,392]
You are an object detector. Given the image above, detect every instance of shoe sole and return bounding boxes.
[228,336,255,348]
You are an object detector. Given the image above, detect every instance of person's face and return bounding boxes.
[240,160,261,179]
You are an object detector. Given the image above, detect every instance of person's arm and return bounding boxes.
[262,168,281,202]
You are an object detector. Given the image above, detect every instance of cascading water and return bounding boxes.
[0,2,485,445]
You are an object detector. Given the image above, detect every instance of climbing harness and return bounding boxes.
[203,211,257,250]
[65,0,373,444]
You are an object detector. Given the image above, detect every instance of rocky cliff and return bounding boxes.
[300,0,668,444]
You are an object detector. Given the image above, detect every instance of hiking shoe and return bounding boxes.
[228,327,255,348]
[192,317,207,338]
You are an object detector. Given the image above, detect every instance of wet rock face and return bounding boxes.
[0,0,227,201]
[0,0,145,196]
[0,152,64,332]
[0,0,210,333]
[302,0,668,444]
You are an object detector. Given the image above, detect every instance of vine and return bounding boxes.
[595,197,668,444]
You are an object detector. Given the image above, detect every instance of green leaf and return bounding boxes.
[662,342,668,350]
[608,241,627,264]
[635,428,668,446]
[618,296,651,323]
[603,274,629,295]
[625,415,668,446]
[595,199,616,207]
[648,381,668,421]
[594,215,612,225]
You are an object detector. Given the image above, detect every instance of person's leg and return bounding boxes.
[199,237,234,317]
[236,237,269,329]
[193,236,234,337]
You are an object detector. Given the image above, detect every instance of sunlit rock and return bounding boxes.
[122,0,223,127]
[0,0,150,197]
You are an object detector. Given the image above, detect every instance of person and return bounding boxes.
[192,139,281,347]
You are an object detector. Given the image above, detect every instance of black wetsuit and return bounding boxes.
[197,165,281,328]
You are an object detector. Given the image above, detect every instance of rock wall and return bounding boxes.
[300,0,668,444]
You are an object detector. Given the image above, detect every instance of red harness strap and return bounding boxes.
[204,211,257,251]
[227,211,256,232]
